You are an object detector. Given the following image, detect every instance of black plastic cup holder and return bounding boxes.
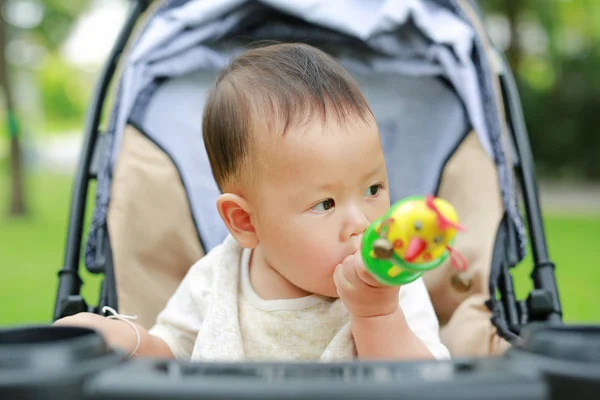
[0,325,124,399]
[518,324,600,363]
[509,323,600,400]
[0,325,118,369]
[1,324,95,344]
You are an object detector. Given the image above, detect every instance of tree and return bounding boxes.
[1,0,89,216]
[0,0,26,215]
[31,0,89,51]
[503,0,525,70]
[481,0,600,180]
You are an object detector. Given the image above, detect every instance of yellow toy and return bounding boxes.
[361,195,467,286]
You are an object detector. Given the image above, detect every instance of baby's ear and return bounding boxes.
[216,193,258,248]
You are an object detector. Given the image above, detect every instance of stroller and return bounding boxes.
[52,0,562,357]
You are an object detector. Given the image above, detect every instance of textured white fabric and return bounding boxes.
[238,248,350,360]
[148,235,450,361]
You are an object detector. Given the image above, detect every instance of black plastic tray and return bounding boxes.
[83,357,548,400]
[0,325,124,399]
[1,323,599,400]
[508,324,600,400]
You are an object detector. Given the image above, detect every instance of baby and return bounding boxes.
[55,43,450,361]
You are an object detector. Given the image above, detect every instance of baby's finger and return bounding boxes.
[341,258,361,287]
[352,255,386,288]
[333,262,353,292]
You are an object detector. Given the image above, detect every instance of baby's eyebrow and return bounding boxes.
[361,161,385,181]
[314,181,339,192]
[309,162,384,194]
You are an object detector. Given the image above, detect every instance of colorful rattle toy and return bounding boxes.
[361,195,468,286]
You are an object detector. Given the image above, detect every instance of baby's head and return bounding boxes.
[203,43,390,297]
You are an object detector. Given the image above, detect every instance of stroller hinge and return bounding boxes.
[526,289,557,321]
[57,268,83,283]
[528,261,562,323]
[59,295,93,319]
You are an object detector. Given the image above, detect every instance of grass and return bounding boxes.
[511,216,600,323]
[0,168,599,327]
[0,168,101,327]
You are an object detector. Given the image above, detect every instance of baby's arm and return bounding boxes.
[335,253,450,360]
[351,307,436,360]
[351,277,450,360]
[54,253,214,360]
[54,312,174,358]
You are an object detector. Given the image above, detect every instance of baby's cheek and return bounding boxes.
[280,219,339,272]
[303,239,341,272]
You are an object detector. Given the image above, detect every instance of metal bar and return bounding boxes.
[53,0,150,321]
[498,56,563,324]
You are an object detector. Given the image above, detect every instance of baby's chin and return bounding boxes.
[311,282,339,300]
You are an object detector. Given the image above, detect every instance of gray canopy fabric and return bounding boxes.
[85,0,526,271]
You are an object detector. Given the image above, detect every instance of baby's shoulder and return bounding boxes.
[183,234,242,287]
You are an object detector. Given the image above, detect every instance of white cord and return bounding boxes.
[102,306,140,357]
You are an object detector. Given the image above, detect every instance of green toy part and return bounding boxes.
[361,196,452,286]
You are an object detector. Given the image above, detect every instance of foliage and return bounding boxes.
[6,0,600,179]
[521,50,600,180]
[1,0,96,134]
[31,0,90,51]
[34,52,91,130]
[481,0,600,180]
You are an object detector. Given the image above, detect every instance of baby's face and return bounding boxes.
[248,116,390,298]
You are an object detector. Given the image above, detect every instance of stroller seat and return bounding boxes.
[54,0,562,359]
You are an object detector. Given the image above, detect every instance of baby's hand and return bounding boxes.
[54,312,174,359]
[54,312,139,354]
[333,252,399,318]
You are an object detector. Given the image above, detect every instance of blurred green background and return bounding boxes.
[0,0,599,327]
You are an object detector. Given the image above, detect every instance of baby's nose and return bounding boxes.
[352,232,364,251]
[341,206,369,242]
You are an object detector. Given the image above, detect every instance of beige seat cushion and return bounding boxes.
[107,125,204,329]
[423,131,510,357]
[107,125,511,356]
[440,294,511,357]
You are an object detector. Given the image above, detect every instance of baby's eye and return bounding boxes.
[365,184,382,197]
[311,198,335,213]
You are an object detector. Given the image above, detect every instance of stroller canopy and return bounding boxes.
[85,0,526,268]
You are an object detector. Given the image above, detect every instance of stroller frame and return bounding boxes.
[52,0,562,345]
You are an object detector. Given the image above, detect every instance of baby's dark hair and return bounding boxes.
[202,42,373,190]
